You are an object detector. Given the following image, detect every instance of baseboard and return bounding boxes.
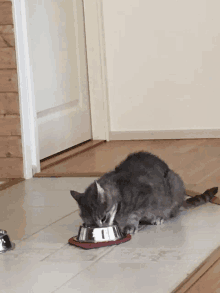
[109,129,220,140]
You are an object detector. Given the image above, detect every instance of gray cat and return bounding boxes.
[70,151,218,235]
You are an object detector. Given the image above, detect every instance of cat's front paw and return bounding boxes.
[123,224,138,235]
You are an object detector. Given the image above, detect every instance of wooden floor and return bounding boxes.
[36,139,220,186]
[35,138,220,292]
[39,140,105,173]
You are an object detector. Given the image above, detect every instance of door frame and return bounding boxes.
[12,0,110,179]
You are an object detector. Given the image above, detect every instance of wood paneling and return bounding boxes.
[0,24,14,48]
[0,35,6,47]
[0,0,23,178]
[0,115,21,135]
[0,48,16,68]
[0,70,18,92]
[0,2,13,25]
[0,33,15,47]
[0,136,22,157]
[0,93,19,114]
[0,158,23,178]
[0,25,13,34]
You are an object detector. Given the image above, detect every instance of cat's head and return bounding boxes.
[70,181,117,228]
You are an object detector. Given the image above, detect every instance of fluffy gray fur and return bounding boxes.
[70,151,218,235]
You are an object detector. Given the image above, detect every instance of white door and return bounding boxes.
[25,0,92,159]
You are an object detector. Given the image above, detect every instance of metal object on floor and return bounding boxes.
[0,230,15,254]
[68,223,132,250]
[77,224,124,243]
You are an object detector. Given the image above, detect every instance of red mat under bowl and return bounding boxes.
[68,234,132,250]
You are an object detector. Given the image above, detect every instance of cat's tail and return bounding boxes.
[182,187,218,209]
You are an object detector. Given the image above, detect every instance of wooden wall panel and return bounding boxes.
[0,136,22,157]
[0,93,20,115]
[0,25,14,47]
[0,158,23,178]
[0,25,13,34]
[0,1,24,178]
[0,48,16,68]
[0,116,21,135]
[0,2,13,25]
[0,33,15,47]
[0,70,18,92]
[0,35,6,47]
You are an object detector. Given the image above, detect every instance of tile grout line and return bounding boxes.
[172,245,220,293]
[183,255,220,293]
[40,243,69,262]
[52,245,117,293]
[17,210,79,243]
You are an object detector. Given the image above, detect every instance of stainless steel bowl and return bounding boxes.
[0,230,15,254]
[77,225,124,243]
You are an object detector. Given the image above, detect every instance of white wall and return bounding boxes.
[102,0,220,133]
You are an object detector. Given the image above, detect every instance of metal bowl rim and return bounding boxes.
[77,224,124,243]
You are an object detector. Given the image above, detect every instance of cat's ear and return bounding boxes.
[108,204,118,225]
[95,181,105,203]
[70,190,82,203]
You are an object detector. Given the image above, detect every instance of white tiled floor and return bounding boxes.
[0,178,220,293]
